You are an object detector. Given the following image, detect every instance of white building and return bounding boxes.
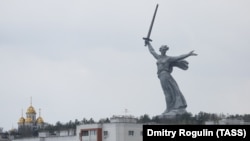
[77,115,142,141]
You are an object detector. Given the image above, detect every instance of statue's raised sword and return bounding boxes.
[143,4,159,46]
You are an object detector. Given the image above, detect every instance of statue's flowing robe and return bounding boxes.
[157,59,188,112]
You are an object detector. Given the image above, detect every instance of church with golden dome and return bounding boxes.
[17,98,44,130]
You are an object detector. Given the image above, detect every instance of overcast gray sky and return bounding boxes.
[1,0,250,130]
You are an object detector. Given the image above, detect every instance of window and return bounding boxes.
[104,131,108,136]
[90,130,96,135]
[82,131,89,136]
[128,130,134,136]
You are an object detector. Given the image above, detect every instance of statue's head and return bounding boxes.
[159,45,169,54]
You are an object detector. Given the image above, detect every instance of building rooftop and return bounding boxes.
[110,115,137,123]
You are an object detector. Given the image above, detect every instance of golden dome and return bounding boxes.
[36,117,44,124]
[26,105,36,114]
[18,117,25,124]
[25,117,33,123]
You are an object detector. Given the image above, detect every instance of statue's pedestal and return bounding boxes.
[158,108,187,119]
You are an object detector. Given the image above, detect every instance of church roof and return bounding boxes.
[18,117,25,124]
[25,117,33,123]
[26,105,36,114]
[18,98,45,126]
[36,117,44,124]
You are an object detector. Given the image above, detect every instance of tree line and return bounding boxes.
[41,117,110,134]
[137,112,250,124]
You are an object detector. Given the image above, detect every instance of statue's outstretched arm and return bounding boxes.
[170,50,197,62]
[147,42,159,59]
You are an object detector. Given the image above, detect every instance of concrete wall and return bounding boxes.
[13,136,76,141]
[13,137,40,141]
[42,136,76,141]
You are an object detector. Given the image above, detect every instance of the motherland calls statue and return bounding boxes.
[143,4,197,117]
